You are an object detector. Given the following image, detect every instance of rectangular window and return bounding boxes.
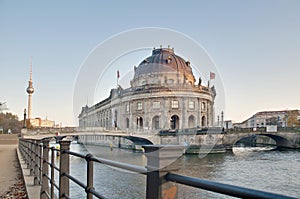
[125,104,130,112]
[171,100,179,109]
[189,101,195,109]
[153,101,160,109]
[137,102,142,110]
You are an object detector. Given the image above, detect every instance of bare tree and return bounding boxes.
[0,102,8,112]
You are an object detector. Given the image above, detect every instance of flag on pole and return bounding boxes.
[117,70,120,78]
[210,72,215,80]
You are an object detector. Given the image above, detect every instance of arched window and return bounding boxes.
[170,115,179,129]
[114,110,118,128]
[188,115,195,128]
[126,118,129,129]
[152,116,160,130]
[106,118,109,128]
[201,102,206,111]
[137,117,143,129]
[201,116,206,127]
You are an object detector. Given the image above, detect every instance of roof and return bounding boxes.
[133,48,196,83]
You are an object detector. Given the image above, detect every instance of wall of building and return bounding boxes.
[79,87,214,134]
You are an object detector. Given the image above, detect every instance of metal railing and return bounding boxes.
[18,138,297,199]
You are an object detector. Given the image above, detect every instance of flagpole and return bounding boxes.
[117,70,120,87]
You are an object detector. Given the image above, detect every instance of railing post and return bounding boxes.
[24,140,27,165]
[18,138,24,157]
[30,140,35,175]
[59,141,71,198]
[27,140,31,168]
[143,145,185,199]
[41,139,50,199]
[26,140,30,168]
[86,154,94,199]
[39,143,43,185]
[50,147,55,199]
[34,140,41,185]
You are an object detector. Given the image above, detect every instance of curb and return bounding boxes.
[17,148,41,199]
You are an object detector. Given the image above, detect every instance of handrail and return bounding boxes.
[89,154,148,174]
[18,138,298,199]
[166,173,296,199]
[63,173,86,189]
[64,149,147,174]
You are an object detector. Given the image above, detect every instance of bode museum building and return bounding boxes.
[78,47,216,133]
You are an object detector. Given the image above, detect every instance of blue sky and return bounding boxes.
[1,1,299,126]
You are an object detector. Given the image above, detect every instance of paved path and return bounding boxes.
[0,145,19,195]
[0,134,24,197]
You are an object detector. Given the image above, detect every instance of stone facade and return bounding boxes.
[79,47,216,133]
[234,110,300,128]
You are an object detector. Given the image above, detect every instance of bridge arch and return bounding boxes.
[76,134,155,148]
[233,134,294,149]
[122,135,153,145]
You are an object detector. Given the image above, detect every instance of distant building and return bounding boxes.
[27,117,55,128]
[78,47,216,133]
[224,120,233,129]
[234,110,300,128]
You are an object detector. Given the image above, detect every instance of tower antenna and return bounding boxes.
[30,57,33,81]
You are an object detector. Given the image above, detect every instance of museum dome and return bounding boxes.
[133,48,196,84]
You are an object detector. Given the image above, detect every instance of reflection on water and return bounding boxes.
[232,146,276,156]
[67,143,300,198]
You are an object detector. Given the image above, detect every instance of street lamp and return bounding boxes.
[221,111,224,128]
[23,108,27,128]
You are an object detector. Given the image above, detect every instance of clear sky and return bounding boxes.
[1,0,299,126]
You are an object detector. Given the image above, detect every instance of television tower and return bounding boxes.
[26,59,34,119]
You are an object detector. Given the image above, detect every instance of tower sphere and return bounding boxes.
[26,85,34,94]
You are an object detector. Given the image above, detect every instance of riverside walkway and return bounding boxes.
[0,134,27,198]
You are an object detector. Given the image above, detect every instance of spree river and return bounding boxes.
[61,143,300,198]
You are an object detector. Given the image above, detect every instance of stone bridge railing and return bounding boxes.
[21,128,300,151]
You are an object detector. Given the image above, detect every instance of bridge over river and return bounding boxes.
[21,128,300,153]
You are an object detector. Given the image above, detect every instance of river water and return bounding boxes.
[62,143,300,198]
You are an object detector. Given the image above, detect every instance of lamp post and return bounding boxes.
[23,108,27,128]
[221,111,224,128]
